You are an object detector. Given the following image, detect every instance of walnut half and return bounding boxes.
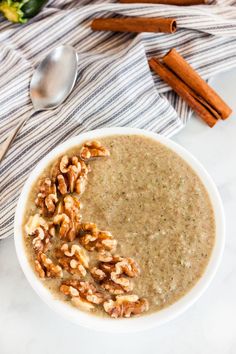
[80,141,110,160]
[55,243,89,277]
[54,155,90,196]
[35,253,63,279]
[60,279,108,311]
[25,215,54,253]
[25,214,48,235]
[91,255,140,295]
[53,195,81,241]
[103,295,149,318]
[31,226,54,254]
[79,223,117,252]
[35,178,58,216]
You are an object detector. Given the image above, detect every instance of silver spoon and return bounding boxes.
[0,45,78,162]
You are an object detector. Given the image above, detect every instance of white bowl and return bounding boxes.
[14,127,225,332]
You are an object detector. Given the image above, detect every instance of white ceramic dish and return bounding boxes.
[14,127,225,332]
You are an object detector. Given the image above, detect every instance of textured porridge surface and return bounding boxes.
[24,135,215,315]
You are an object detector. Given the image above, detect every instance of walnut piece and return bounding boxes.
[97,251,119,263]
[109,257,139,292]
[56,243,89,277]
[101,280,128,295]
[53,195,81,241]
[90,267,107,282]
[51,159,61,182]
[113,257,140,278]
[79,223,117,252]
[71,296,95,311]
[103,295,149,318]
[61,244,89,267]
[60,279,108,311]
[35,178,58,216]
[80,141,110,160]
[32,226,54,254]
[91,255,139,295]
[60,155,70,173]
[62,279,105,303]
[25,214,48,235]
[63,195,81,222]
[53,155,90,196]
[35,252,63,279]
[25,215,54,253]
[57,175,68,195]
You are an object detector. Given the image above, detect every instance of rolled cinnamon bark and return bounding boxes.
[120,0,205,5]
[162,49,232,119]
[91,18,177,34]
[149,58,218,127]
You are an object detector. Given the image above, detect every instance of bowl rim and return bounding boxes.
[14,127,225,332]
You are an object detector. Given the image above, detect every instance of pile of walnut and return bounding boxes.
[25,141,149,318]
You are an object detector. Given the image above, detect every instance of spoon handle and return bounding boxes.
[0,111,33,163]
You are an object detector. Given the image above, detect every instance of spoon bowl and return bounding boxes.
[0,45,78,162]
[30,45,78,111]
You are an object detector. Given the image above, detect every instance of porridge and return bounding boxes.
[23,135,215,318]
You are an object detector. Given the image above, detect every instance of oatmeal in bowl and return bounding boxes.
[14,127,225,331]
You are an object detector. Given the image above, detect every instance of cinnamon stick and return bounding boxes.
[91,18,177,34]
[120,0,205,5]
[149,58,218,127]
[162,49,232,119]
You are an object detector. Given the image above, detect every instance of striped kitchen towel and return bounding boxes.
[1,0,236,239]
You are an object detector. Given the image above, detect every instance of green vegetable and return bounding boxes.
[22,0,47,18]
[0,0,47,23]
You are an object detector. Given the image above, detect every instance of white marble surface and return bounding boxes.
[1,69,236,354]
